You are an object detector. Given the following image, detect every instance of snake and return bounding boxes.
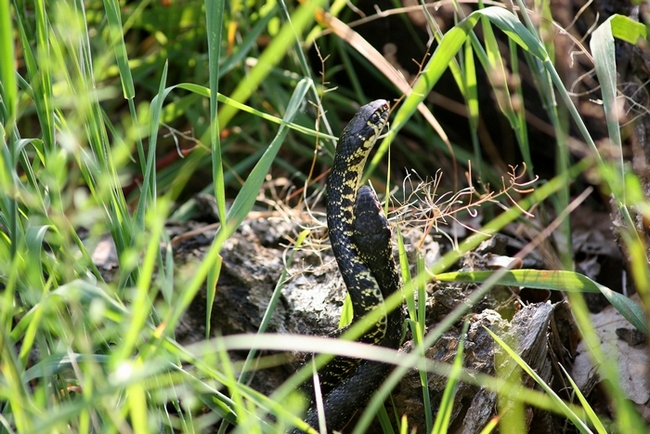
[293,99,403,433]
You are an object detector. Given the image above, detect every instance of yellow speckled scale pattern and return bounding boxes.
[292,100,403,433]
[326,100,391,343]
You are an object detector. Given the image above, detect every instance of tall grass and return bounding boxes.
[1,0,648,433]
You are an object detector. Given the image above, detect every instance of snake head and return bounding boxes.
[338,99,390,155]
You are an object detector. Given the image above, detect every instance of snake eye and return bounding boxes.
[370,112,380,124]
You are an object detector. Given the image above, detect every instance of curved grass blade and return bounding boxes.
[434,269,647,334]
[205,0,227,222]
[432,320,469,434]
[486,328,593,433]
[557,364,608,434]
[159,78,311,343]
[0,0,17,129]
[217,0,325,128]
[175,83,335,141]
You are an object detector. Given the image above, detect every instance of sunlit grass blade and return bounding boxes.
[181,83,337,140]
[508,37,532,175]
[217,0,324,128]
[204,0,226,341]
[434,269,647,334]
[557,364,608,434]
[590,14,646,180]
[566,289,647,433]
[480,11,517,127]
[590,16,624,178]
[158,78,311,342]
[24,225,49,294]
[127,364,149,433]
[135,62,167,228]
[205,0,226,221]
[399,229,433,432]
[495,324,525,432]
[463,37,482,179]
[431,320,469,434]
[116,200,170,362]
[486,328,593,433]
[0,0,17,129]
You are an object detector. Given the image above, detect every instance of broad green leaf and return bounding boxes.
[610,14,647,44]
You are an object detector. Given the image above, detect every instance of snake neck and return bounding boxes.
[291,100,397,434]
[326,169,387,336]
[326,160,363,274]
[325,100,392,338]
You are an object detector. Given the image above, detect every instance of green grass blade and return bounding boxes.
[24,225,49,293]
[159,78,311,342]
[171,83,336,139]
[102,0,135,100]
[1,326,33,433]
[0,0,17,129]
[219,332,587,432]
[486,328,593,433]
[480,11,517,127]
[440,269,646,333]
[205,0,226,340]
[399,230,433,432]
[223,78,311,233]
[431,320,469,434]
[101,0,146,178]
[589,17,650,302]
[609,14,647,43]
[33,0,55,149]
[217,0,324,129]
[508,37,532,175]
[135,61,168,229]
[435,269,647,334]
[557,364,608,434]
[116,201,170,362]
[463,38,482,179]
[206,0,227,222]
[590,16,623,174]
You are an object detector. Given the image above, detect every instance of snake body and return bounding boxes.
[295,100,403,432]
